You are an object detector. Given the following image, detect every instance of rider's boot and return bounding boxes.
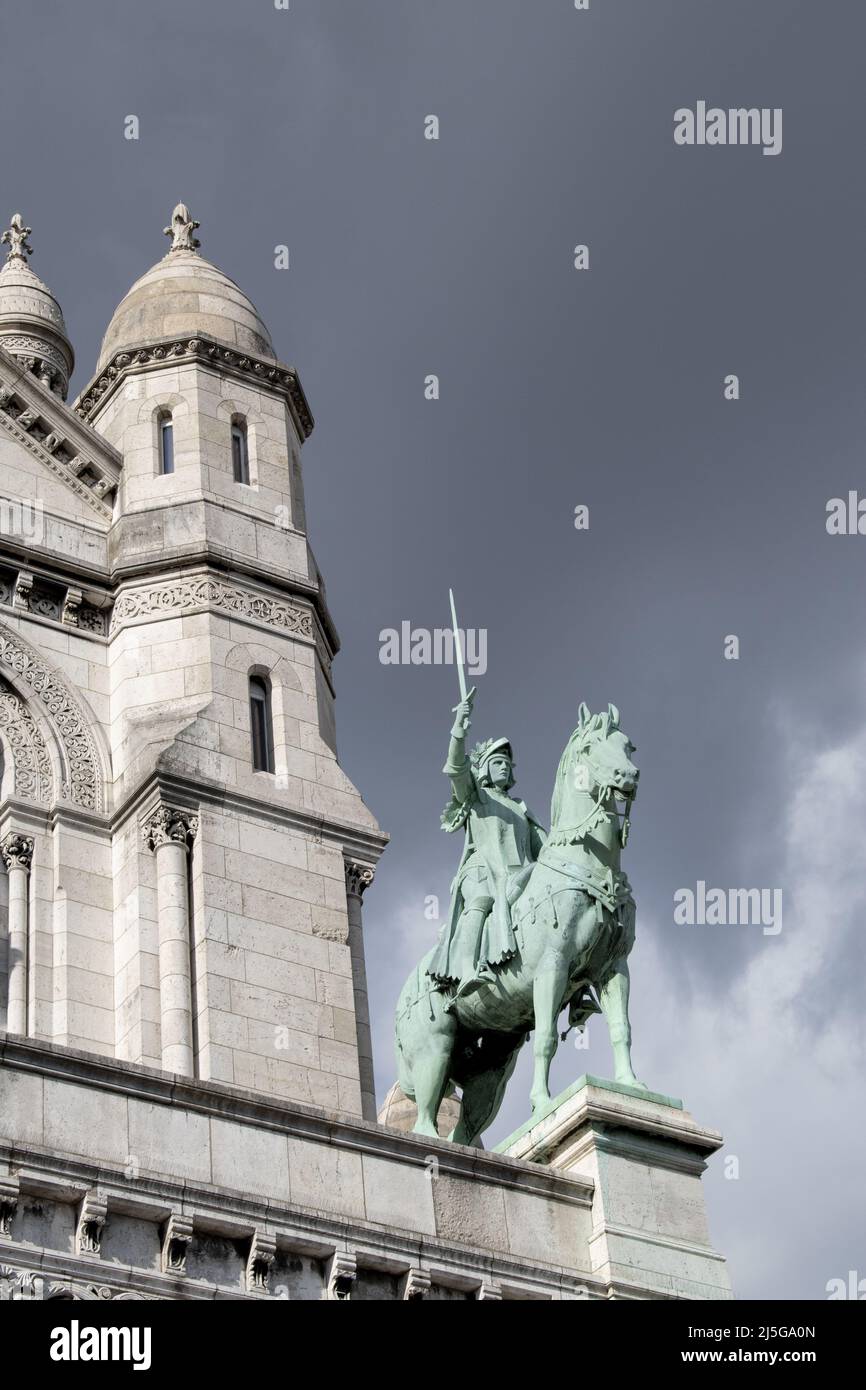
[446,905,494,1005]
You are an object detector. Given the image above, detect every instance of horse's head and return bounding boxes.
[551,702,639,828]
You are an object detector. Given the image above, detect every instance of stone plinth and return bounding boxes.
[496,1074,732,1300]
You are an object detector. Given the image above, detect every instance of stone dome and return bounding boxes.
[97,211,275,372]
[0,215,74,398]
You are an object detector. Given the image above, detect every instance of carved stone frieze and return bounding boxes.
[0,337,67,385]
[0,565,108,636]
[0,682,53,801]
[0,1266,156,1301]
[0,1266,42,1301]
[111,575,313,640]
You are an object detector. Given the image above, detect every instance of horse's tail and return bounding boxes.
[394,976,413,1099]
[394,949,445,1102]
[393,957,426,1101]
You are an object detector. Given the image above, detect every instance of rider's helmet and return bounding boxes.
[471,737,515,791]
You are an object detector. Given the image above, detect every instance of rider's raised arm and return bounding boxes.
[442,690,475,805]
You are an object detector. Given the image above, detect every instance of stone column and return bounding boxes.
[1,833,34,1036]
[142,806,198,1077]
[499,1074,733,1300]
[344,861,377,1122]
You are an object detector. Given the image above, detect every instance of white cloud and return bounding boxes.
[626,720,866,1297]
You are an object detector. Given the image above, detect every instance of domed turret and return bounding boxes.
[96,203,274,371]
[0,214,74,398]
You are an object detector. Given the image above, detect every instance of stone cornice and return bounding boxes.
[0,345,121,517]
[74,333,315,442]
[113,769,389,863]
[0,1035,591,1211]
[591,1220,730,1266]
[500,1078,723,1167]
[0,557,110,637]
[107,548,341,662]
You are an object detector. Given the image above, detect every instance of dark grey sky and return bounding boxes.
[4,0,865,1299]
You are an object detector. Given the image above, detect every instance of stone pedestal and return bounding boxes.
[497,1074,732,1300]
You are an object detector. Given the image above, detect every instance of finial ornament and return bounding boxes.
[163,203,200,253]
[1,214,33,266]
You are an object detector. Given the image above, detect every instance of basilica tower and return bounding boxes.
[0,205,385,1121]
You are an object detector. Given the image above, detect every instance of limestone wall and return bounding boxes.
[0,1037,599,1301]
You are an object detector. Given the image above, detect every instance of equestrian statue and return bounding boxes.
[393,594,646,1146]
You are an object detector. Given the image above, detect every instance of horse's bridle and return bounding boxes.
[559,748,636,849]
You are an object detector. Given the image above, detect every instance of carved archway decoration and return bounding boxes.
[0,622,105,810]
[0,678,54,802]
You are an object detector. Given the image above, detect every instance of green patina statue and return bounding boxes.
[426,700,548,1001]
[394,613,646,1145]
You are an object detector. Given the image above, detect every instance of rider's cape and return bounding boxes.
[427,752,547,987]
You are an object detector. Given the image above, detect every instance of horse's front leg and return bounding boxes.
[599,956,646,1089]
[530,957,569,1114]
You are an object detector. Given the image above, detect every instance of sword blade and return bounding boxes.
[448,587,468,702]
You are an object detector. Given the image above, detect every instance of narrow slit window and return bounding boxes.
[232,421,250,484]
[249,675,275,773]
[159,416,174,475]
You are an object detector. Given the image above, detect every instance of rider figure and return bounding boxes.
[427,686,547,1002]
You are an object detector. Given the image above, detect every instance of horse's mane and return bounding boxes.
[550,729,583,830]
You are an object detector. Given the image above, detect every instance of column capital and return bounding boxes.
[345,860,374,898]
[141,804,199,853]
[0,832,34,873]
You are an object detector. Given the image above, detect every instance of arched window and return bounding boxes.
[249,675,275,773]
[231,419,250,484]
[158,413,174,475]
